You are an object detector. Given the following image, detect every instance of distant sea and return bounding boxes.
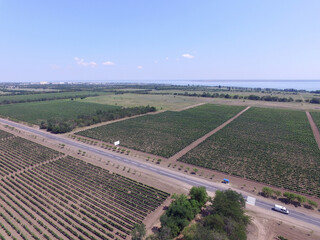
[149,80,320,91]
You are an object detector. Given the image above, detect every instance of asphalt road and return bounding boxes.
[0,118,320,228]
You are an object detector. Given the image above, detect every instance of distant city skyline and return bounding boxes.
[1,1,320,82]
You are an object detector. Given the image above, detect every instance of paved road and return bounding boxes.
[0,118,320,228]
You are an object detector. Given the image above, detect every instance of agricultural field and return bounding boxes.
[0,131,62,176]
[310,112,320,131]
[79,93,208,111]
[0,156,169,240]
[0,91,105,104]
[76,104,245,158]
[179,107,320,197]
[0,100,120,125]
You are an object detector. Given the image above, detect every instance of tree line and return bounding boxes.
[40,105,156,133]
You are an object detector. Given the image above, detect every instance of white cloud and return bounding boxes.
[74,57,97,67]
[165,57,169,61]
[50,64,60,70]
[102,61,114,66]
[137,66,143,69]
[182,53,194,59]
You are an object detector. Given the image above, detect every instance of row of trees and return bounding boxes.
[40,105,156,133]
[143,188,249,240]
[261,187,318,209]
[169,92,296,103]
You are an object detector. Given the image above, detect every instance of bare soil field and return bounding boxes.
[246,205,320,240]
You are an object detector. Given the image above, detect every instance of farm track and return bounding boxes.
[174,102,206,112]
[169,106,251,161]
[306,111,320,149]
[71,109,165,134]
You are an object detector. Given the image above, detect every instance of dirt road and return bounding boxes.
[169,106,251,161]
[306,111,320,149]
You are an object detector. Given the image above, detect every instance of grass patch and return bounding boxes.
[179,107,320,197]
[80,93,207,111]
[76,104,245,157]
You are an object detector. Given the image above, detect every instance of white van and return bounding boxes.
[273,204,289,214]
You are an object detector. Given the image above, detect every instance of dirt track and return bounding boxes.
[169,106,251,161]
[306,111,320,149]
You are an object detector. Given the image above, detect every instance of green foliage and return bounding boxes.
[262,187,273,198]
[77,104,245,157]
[0,99,120,125]
[0,91,100,105]
[308,200,318,208]
[190,186,208,207]
[131,223,146,240]
[180,107,320,197]
[183,189,249,240]
[45,105,156,133]
[159,187,208,238]
[211,190,248,225]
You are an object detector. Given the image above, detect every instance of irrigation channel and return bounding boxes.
[0,118,319,228]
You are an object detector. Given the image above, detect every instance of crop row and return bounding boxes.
[0,129,14,140]
[179,107,320,197]
[0,136,62,177]
[76,104,245,157]
[310,112,320,132]
[0,156,169,239]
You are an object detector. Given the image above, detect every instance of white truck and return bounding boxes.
[273,204,289,214]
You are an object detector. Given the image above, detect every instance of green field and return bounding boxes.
[0,91,106,104]
[0,99,120,124]
[179,107,320,197]
[76,104,245,157]
[80,93,208,111]
[310,112,320,131]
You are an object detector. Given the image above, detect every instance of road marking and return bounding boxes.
[246,196,256,206]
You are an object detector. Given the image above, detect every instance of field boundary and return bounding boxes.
[169,106,251,161]
[306,111,320,149]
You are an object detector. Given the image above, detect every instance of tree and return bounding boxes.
[261,187,273,198]
[131,223,146,240]
[210,189,249,225]
[190,186,208,207]
[283,192,296,204]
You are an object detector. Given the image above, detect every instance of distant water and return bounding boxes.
[101,80,320,91]
[150,80,320,91]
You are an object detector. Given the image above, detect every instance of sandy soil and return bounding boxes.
[246,205,320,240]
[306,111,320,149]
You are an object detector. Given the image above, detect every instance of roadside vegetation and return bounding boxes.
[261,187,318,210]
[76,104,245,157]
[180,107,320,197]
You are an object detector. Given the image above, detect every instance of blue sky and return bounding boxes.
[0,0,319,82]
